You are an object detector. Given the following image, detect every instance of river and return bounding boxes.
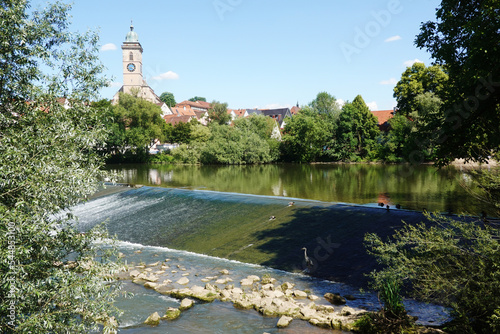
[73,163,489,332]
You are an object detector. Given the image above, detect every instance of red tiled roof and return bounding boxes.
[176,100,211,110]
[170,106,197,117]
[371,110,394,131]
[290,106,301,115]
[163,115,194,125]
[371,110,394,125]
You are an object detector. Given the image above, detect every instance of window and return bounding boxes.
[129,52,133,61]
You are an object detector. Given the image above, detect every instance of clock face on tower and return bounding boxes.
[127,63,136,72]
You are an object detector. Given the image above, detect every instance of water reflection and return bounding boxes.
[105,163,493,216]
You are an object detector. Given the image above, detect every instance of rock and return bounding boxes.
[144,275,159,282]
[277,316,293,328]
[240,278,254,286]
[309,317,332,329]
[144,282,158,289]
[147,261,160,267]
[293,290,308,299]
[324,293,346,305]
[144,268,153,272]
[162,279,172,284]
[162,307,181,320]
[171,270,177,274]
[216,277,232,284]
[281,282,294,291]
[201,278,210,283]
[308,294,319,301]
[261,283,274,290]
[179,298,194,311]
[261,276,277,285]
[220,269,229,275]
[299,306,317,320]
[247,275,260,282]
[144,312,161,326]
[117,252,125,258]
[155,270,166,275]
[233,299,253,309]
[340,306,356,316]
[181,273,190,277]
[129,270,140,278]
[177,277,189,285]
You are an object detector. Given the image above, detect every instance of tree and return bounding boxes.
[281,107,332,162]
[309,91,342,116]
[336,95,379,159]
[0,1,120,332]
[207,100,231,125]
[415,0,500,164]
[189,96,206,102]
[393,63,448,116]
[159,91,176,107]
[111,93,167,159]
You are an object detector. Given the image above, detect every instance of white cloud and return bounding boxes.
[100,43,117,51]
[336,99,346,108]
[403,58,424,67]
[366,101,378,111]
[380,78,398,85]
[151,71,180,81]
[385,35,402,43]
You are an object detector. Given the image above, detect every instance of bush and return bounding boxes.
[365,213,500,333]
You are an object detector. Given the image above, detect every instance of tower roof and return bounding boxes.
[125,23,139,43]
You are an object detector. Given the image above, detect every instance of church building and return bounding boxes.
[112,24,171,115]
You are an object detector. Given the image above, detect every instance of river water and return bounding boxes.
[74,186,450,333]
[71,162,483,333]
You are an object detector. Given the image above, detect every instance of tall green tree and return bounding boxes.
[393,63,448,116]
[159,91,176,107]
[416,0,500,164]
[0,1,120,332]
[207,100,231,125]
[337,95,379,159]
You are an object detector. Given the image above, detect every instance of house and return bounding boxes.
[247,108,292,129]
[175,100,211,113]
[371,108,396,131]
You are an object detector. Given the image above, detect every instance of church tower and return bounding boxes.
[121,23,143,93]
[113,23,167,109]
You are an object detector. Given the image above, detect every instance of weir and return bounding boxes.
[75,185,433,287]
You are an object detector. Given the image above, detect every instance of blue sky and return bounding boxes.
[33,0,440,110]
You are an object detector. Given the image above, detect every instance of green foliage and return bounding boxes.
[415,0,500,164]
[393,63,448,116]
[159,91,176,107]
[365,213,500,333]
[336,95,380,160]
[0,1,120,332]
[170,121,193,144]
[207,100,231,125]
[281,107,332,162]
[107,93,167,161]
[188,96,206,102]
[149,151,175,164]
[309,91,341,116]
[200,124,273,165]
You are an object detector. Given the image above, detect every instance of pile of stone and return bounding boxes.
[118,259,366,330]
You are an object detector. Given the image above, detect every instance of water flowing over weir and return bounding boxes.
[73,186,449,332]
